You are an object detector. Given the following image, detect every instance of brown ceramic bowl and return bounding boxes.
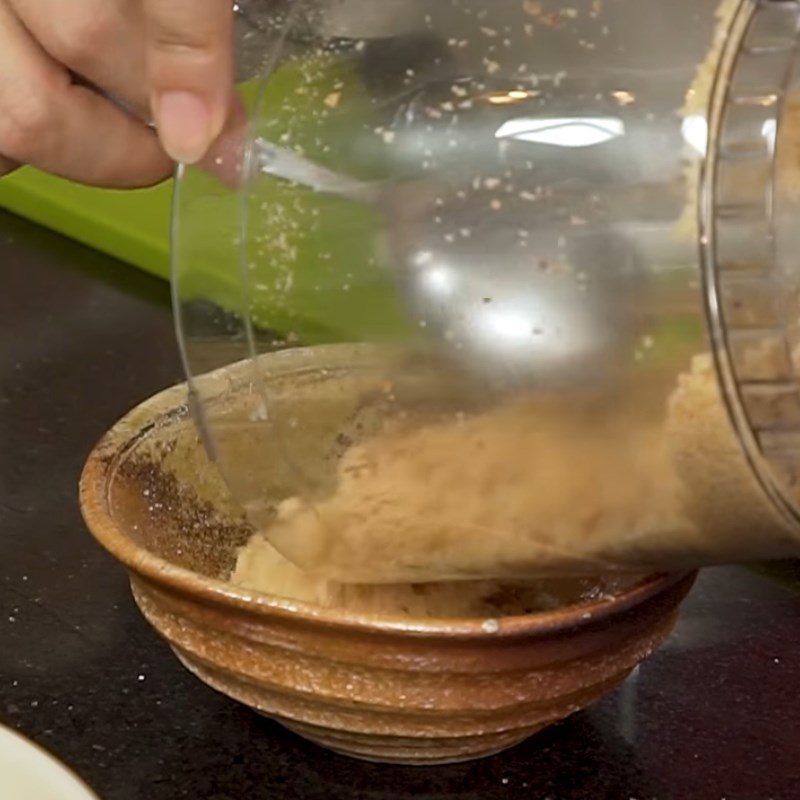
[79,348,696,765]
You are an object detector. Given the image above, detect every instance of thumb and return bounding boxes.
[143,0,234,164]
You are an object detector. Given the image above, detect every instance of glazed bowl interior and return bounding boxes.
[93,344,666,624]
[99,344,481,591]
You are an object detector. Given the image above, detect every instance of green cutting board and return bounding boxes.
[0,59,402,344]
[0,52,417,350]
[0,167,172,280]
[0,54,376,294]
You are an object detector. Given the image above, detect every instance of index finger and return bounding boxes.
[143,0,233,164]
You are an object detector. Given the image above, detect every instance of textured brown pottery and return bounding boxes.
[79,346,696,765]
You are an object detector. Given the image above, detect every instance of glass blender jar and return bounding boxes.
[171,0,800,583]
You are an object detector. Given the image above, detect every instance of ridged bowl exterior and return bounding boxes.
[80,379,696,765]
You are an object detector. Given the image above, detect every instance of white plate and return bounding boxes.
[0,723,100,800]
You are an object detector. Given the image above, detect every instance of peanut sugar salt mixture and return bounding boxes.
[231,354,797,617]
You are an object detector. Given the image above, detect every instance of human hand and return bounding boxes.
[142,0,235,165]
[0,0,234,187]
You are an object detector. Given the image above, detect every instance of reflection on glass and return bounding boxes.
[495,116,626,147]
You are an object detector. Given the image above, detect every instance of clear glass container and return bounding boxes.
[172,0,800,583]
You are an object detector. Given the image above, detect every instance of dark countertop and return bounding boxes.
[1,209,799,800]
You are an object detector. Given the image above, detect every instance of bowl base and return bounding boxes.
[168,633,634,766]
[276,717,544,766]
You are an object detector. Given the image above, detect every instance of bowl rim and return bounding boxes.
[79,365,695,641]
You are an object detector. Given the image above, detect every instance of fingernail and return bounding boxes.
[155,91,213,164]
